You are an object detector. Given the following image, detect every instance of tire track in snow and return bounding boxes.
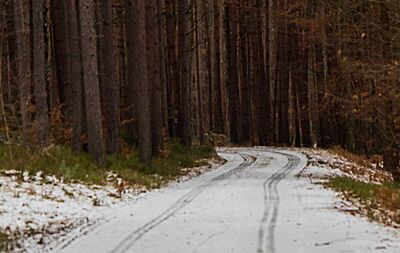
[53,215,117,252]
[257,150,300,253]
[109,152,257,253]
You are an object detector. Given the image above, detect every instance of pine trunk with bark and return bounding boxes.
[98,0,120,153]
[277,0,289,144]
[248,0,270,145]
[197,0,211,143]
[238,0,251,143]
[79,0,105,162]
[13,0,32,145]
[210,0,223,134]
[127,0,152,162]
[145,0,163,155]
[66,0,84,152]
[269,0,278,143]
[225,1,240,144]
[124,0,138,146]
[178,0,193,146]
[51,1,73,123]
[165,0,179,138]
[32,0,50,146]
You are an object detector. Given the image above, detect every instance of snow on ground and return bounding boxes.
[48,148,400,253]
[297,148,392,184]
[0,170,143,252]
[293,148,400,228]
[0,160,221,253]
[1,148,399,253]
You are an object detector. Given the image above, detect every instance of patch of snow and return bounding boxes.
[292,148,400,228]
[297,148,393,184]
[0,172,144,252]
[0,157,222,252]
[48,149,400,253]
[2,149,399,253]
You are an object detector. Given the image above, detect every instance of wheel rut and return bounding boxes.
[110,152,257,253]
[257,150,300,253]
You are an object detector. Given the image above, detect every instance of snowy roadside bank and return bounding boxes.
[0,159,222,253]
[296,148,399,228]
[299,148,392,183]
[0,170,143,252]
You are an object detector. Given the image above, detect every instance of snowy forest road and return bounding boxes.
[53,148,400,253]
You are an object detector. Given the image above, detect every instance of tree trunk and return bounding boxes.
[145,0,163,154]
[165,0,179,138]
[307,45,318,147]
[6,2,18,106]
[51,1,73,124]
[178,0,193,146]
[127,0,152,162]
[238,0,251,143]
[98,0,120,153]
[13,0,32,145]
[210,0,223,134]
[225,1,240,144]
[288,66,296,146]
[32,0,50,146]
[157,0,169,135]
[78,0,105,162]
[0,1,12,150]
[277,0,289,144]
[192,3,201,143]
[66,0,84,152]
[124,0,138,146]
[197,0,211,143]
[46,0,60,111]
[247,0,270,145]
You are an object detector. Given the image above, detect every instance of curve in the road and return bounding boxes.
[257,150,301,253]
[109,152,257,253]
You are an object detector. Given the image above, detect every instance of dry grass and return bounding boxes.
[328,177,400,226]
[0,140,218,188]
[307,147,399,227]
[329,146,378,169]
[0,232,10,252]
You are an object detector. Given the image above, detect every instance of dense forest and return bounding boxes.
[0,0,399,180]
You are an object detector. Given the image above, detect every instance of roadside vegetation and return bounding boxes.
[328,177,400,226]
[0,232,10,252]
[328,148,400,226]
[304,147,399,227]
[328,146,380,169]
[0,140,217,188]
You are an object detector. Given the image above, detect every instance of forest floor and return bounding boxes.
[0,147,399,252]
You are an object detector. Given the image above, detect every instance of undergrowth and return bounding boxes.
[329,146,377,169]
[0,232,10,253]
[0,140,217,188]
[328,177,400,224]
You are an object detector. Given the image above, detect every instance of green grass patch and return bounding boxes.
[0,144,104,184]
[328,177,400,222]
[0,140,217,188]
[106,140,217,187]
[328,177,378,200]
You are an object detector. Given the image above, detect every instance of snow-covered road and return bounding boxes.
[51,148,400,253]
